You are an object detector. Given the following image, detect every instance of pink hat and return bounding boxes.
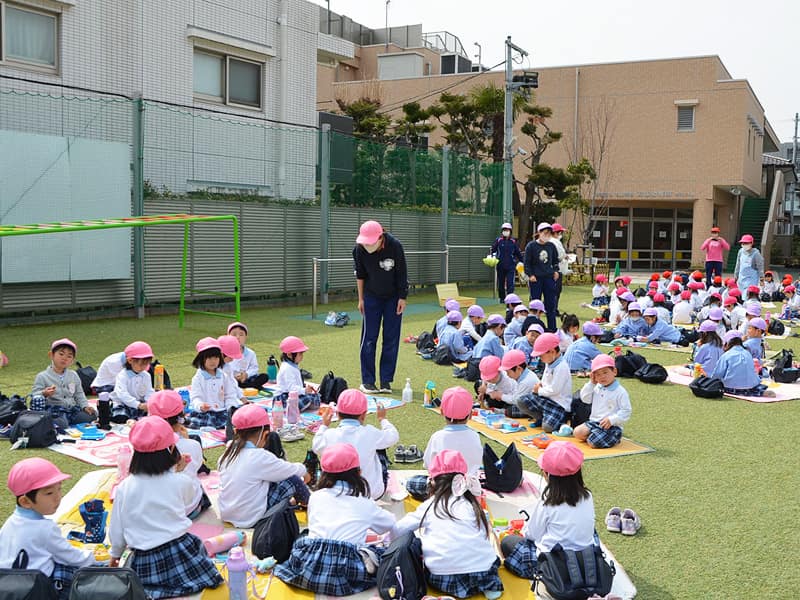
[337,389,368,415]
[723,296,737,306]
[622,276,633,285]
[320,443,360,473]
[582,322,603,336]
[739,234,754,244]
[688,281,703,290]
[728,288,742,298]
[748,317,767,331]
[668,283,681,292]
[615,287,629,297]
[446,310,463,322]
[698,320,718,332]
[552,223,565,233]
[643,307,658,317]
[503,293,522,305]
[7,458,70,497]
[487,314,506,327]
[531,332,560,357]
[50,338,77,353]
[217,335,244,359]
[785,285,796,293]
[680,290,692,300]
[227,322,248,334]
[231,404,270,430]
[501,349,528,371]
[467,305,485,318]
[279,336,309,354]
[129,416,176,453]
[196,336,221,353]
[653,293,666,303]
[479,355,502,380]
[147,390,184,419]
[723,330,742,343]
[444,299,460,312]
[429,449,468,479]
[537,441,584,476]
[125,341,153,359]
[745,304,762,316]
[513,304,529,314]
[356,220,383,245]
[527,323,545,334]
[708,307,724,321]
[709,292,722,301]
[590,354,616,373]
[746,285,760,295]
[627,302,642,313]
[648,281,658,288]
[537,222,553,232]
[595,274,607,283]
[529,299,545,311]
[440,386,473,420]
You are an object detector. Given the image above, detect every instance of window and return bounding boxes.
[677,106,694,131]
[193,50,262,109]
[1,3,57,69]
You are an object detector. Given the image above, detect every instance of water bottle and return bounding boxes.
[154,364,165,391]
[97,392,111,430]
[286,391,300,424]
[117,444,132,480]
[203,531,246,556]
[225,546,250,600]
[267,355,279,383]
[402,378,413,404]
[271,398,284,430]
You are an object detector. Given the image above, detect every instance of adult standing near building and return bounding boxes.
[490,222,523,301]
[353,220,408,395]
[551,223,570,311]
[700,226,730,283]
[732,234,764,291]
[524,223,560,331]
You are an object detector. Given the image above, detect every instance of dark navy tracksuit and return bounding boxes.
[524,240,560,331]
[490,236,523,300]
[353,233,408,387]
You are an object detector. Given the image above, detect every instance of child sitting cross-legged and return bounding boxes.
[110,341,154,423]
[476,355,515,410]
[517,333,572,432]
[573,355,632,448]
[187,337,241,430]
[613,302,648,339]
[564,322,603,375]
[638,307,684,344]
[438,310,473,362]
[743,317,767,361]
[275,336,320,412]
[496,349,540,419]
[472,314,507,359]
[225,321,269,389]
[710,331,775,397]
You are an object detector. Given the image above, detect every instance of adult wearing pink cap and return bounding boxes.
[700,226,730,283]
[353,220,408,394]
[490,222,523,301]
[523,223,560,331]
[732,233,763,291]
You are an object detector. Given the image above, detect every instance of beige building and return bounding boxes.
[316,16,783,270]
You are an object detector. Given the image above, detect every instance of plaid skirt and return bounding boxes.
[405,474,430,500]
[503,538,538,580]
[584,421,623,448]
[427,557,503,597]
[52,562,78,600]
[267,475,310,508]
[518,394,568,431]
[187,409,227,430]
[591,296,610,306]
[274,537,383,596]
[127,532,223,599]
[111,404,147,421]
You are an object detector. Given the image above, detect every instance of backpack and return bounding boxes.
[689,376,725,399]
[10,411,57,448]
[318,371,348,404]
[0,394,27,426]
[334,312,350,327]
[634,363,667,384]
[74,363,97,396]
[432,345,452,366]
[614,351,647,378]
[767,319,785,336]
[251,498,300,563]
[0,550,57,600]
[482,443,523,493]
[68,567,147,600]
[534,543,615,600]
[375,531,426,600]
[598,330,615,344]
[148,360,172,390]
[464,357,482,382]
[415,332,436,353]
[770,349,800,383]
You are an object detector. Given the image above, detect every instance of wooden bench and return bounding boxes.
[435,283,476,308]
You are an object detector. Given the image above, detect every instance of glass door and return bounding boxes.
[675,221,692,269]
[653,217,674,270]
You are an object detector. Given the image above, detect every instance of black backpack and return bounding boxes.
[767,319,785,336]
[0,550,57,600]
[415,332,436,353]
[614,350,647,378]
[634,363,667,384]
[68,567,147,600]
[74,363,97,396]
[464,357,482,382]
[771,349,800,383]
[598,330,615,344]
[534,543,615,600]
[318,371,348,404]
[0,394,28,426]
[251,498,300,563]
[482,443,523,493]
[432,345,452,365]
[10,411,57,448]
[376,531,426,600]
[689,376,725,399]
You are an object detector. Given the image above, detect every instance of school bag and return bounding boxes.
[634,363,668,384]
[0,549,58,600]
[375,530,426,600]
[689,376,725,399]
[68,567,147,600]
[463,357,482,382]
[770,349,800,383]
[534,543,615,600]
[598,330,615,344]
[318,371,348,404]
[251,498,300,563]
[74,362,97,396]
[431,345,452,366]
[482,443,523,493]
[334,312,350,327]
[415,331,436,354]
[0,394,27,426]
[767,319,785,336]
[613,350,647,378]
[9,411,57,448]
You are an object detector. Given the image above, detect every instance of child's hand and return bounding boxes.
[376,402,387,421]
[599,417,612,429]
[43,385,56,398]
[201,403,210,412]
[302,471,312,484]
[109,557,120,568]
[305,383,316,394]
[235,372,247,383]
[321,406,333,427]
[83,406,97,416]
[138,402,148,412]
[533,383,541,394]
[477,383,487,394]
[489,390,502,401]
[240,397,251,404]
[176,454,191,472]
[590,371,597,385]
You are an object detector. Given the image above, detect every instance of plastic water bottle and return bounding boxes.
[117,444,132,480]
[267,355,279,383]
[203,530,246,557]
[225,546,250,600]
[286,391,300,424]
[154,364,165,391]
[402,378,413,404]
[271,398,284,430]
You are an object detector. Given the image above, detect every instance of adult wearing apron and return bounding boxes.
[732,234,764,291]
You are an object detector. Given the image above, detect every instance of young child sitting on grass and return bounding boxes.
[476,355,515,410]
[573,355,632,448]
[517,333,572,432]
[564,322,602,374]
[31,338,96,428]
[710,331,775,397]
[438,310,473,362]
[226,321,268,389]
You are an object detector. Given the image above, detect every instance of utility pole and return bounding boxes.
[384,0,390,52]
[793,112,798,236]
[503,36,528,226]
[474,42,481,70]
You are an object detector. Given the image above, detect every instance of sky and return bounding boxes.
[312,0,799,143]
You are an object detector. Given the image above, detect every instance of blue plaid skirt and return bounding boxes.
[273,392,321,413]
[405,474,429,500]
[52,562,78,600]
[591,296,610,306]
[427,557,503,597]
[518,394,568,431]
[274,537,383,596]
[584,421,623,448]
[187,409,227,430]
[127,532,223,599]
[503,539,538,579]
[111,404,147,421]
[267,475,310,508]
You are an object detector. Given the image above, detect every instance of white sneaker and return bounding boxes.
[278,425,304,442]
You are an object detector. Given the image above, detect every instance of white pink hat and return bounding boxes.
[147,390,184,419]
[7,458,70,497]
[356,220,383,245]
[231,404,270,430]
[50,338,77,353]
[321,443,360,473]
[337,389,368,415]
[227,322,248,334]
[125,341,153,359]
[217,335,243,359]
[129,416,176,453]
[440,387,473,420]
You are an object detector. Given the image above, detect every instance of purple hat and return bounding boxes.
[487,314,506,326]
[503,293,522,305]
[444,299,460,312]
[643,307,658,317]
[582,322,603,336]
[708,307,724,321]
[529,299,545,312]
[621,292,636,303]
[467,305,485,318]
[527,323,545,334]
[627,302,642,313]
[723,330,742,343]
[698,320,718,333]
[513,304,529,314]
[745,304,762,317]
[446,310,463,323]
[748,317,767,331]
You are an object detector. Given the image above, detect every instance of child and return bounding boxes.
[394,450,503,600]
[0,458,98,598]
[89,349,126,393]
[591,274,609,306]
[218,404,310,527]
[472,314,506,359]
[517,333,572,432]
[574,355,632,448]
[276,336,320,412]
[502,442,598,580]
[226,322,268,388]
[187,337,241,430]
[707,307,727,339]
[217,334,246,403]
[496,349,540,418]
[744,285,762,310]
[564,322,602,374]
[612,291,636,326]
[613,302,648,339]
[406,386,482,500]
[697,293,722,322]
[460,304,486,346]
[784,285,800,318]
[503,293,523,323]
[639,307,683,344]
[687,281,705,312]
[744,317,766,360]
[762,271,780,300]
[504,304,529,346]
[658,270,673,294]
[436,299,461,339]
[667,282,682,305]
[31,338,96,428]
[672,290,693,325]
[275,443,397,596]
[557,314,579,352]
[312,389,399,500]
[477,355,515,410]
[692,320,724,376]
[738,304,762,337]
[510,322,541,358]
[521,299,547,333]
[708,275,724,297]
[110,341,154,422]
[147,390,210,518]
[438,310,473,362]
[725,294,746,331]
[109,417,223,598]
[710,331,774,397]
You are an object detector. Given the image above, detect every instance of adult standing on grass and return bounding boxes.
[353,220,408,395]
[550,223,570,312]
[490,222,523,301]
[524,223,560,332]
[732,233,764,291]
[700,226,730,283]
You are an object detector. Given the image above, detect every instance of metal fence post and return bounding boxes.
[320,124,331,304]
[132,96,145,319]
[441,145,449,282]
[312,258,318,320]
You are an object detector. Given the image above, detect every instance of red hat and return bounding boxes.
[668,282,681,292]
[429,449,468,479]
[7,458,70,497]
[440,387,473,420]
[129,416,175,453]
[479,356,502,380]
[320,443,360,473]
[713,276,722,285]
[691,271,703,280]
[680,290,692,300]
[746,285,760,295]
[729,288,742,298]
[337,389,368,415]
[662,271,672,279]
[537,441,584,476]
[217,335,243,359]
[785,285,796,293]
[710,226,720,233]
[650,274,659,282]
[724,296,737,306]
[785,274,794,283]
[595,274,607,283]
[531,333,560,357]
[231,404,270,429]
[147,390,184,419]
[551,223,565,233]
[653,293,666,303]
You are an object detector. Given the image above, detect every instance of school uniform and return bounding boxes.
[109,471,223,599]
[644,319,682,344]
[483,371,517,409]
[31,365,94,427]
[406,424,484,499]
[228,346,268,388]
[176,436,208,518]
[672,301,693,324]
[110,369,152,421]
[654,305,672,323]
[188,368,241,429]
[473,329,504,359]
[90,351,126,391]
[218,441,308,527]
[591,283,610,306]
[638,295,653,310]
[577,380,631,448]
[564,336,601,372]
[518,355,572,430]
[613,316,648,338]
[787,293,800,317]
[500,369,540,419]
[728,305,746,331]
[275,360,320,412]
[509,335,533,363]
[557,329,574,353]
[312,418,399,500]
[434,314,450,339]
[524,239,560,331]
[220,363,246,401]
[762,280,780,296]
[460,318,483,345]
[275,482,395,596]
[693,342,723,376]
[710,345,764,395]
[438,324,473,362]
[689,292,704,313]
[503,318,524,346]
[394,497,503,598]
[743,336,765,361]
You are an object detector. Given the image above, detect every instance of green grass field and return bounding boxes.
[1,284,798,598]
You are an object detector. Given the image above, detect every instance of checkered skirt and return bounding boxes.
[267,475,310,508]
[405,474,429,500]
[584,422,623,448]
[52,562,78,599]
[502,538,538,580]
[518,394,568,431]
[187,409,227,430]
[127,532,223,599]
[426,557,504,597]
[274,537,381,596]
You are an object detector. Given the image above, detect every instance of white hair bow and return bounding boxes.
[451,473,482,497]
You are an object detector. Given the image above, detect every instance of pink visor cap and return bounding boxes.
[147,390,184,419]
[231,404,270,429]
[429,449,468,479]
[537,440,584,476]
[50,338,77,353]
[217,335,244,359]
[129,416,176,453]
[337,389,368,415]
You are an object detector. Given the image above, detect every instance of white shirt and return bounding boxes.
[552,236,570,275]
[177,436,205,511]
[90,351,126,388]
[228,346,259,378]
[537,356,573,411]
[501,369,539,407]
[459,317,483,343]
[655,306,672,323]
[423,425,483,474]
[394,496,498,575]
[0,508,96,576]
[729,305,747,332]
[591,283,608,299]
[485,372,516,397]
[109,471,196,557]
[312,419,399,500]
[190,368,240,412]
[307,484,396,545]
[672,301,693,325]
[557,329,573,353]
[276,360,304,395]
[522,493,596,553]
[218,444,307,528]
[110,369,153,409]
[220,363,245,400]
[579,380,632,428]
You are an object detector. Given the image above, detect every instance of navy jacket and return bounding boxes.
[353,233,409,299]
[491,237,523,270]
[523,240,559,278]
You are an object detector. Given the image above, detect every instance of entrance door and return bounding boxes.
[631,221,652,270]
[607,220,629,269]
[652,220,673,270]
[675,221,692,269]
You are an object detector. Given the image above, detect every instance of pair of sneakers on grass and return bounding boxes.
[605,507,641,535]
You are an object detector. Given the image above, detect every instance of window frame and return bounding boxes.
[676,105,695,132]
[193,48,263,111]
[0,1,59,73]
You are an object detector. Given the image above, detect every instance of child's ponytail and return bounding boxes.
[219,426,265,468]
[428,472,489,536]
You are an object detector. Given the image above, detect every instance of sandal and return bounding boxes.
[403,445,424,463]
[393,445,407,463]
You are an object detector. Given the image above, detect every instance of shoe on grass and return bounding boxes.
[358,546,380,575]
[360,383,379,394]
[621,508,641,535]
[393,445,407,463]
[404,445,423,463]
[605,507,622,533]
[380,382,392,394]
